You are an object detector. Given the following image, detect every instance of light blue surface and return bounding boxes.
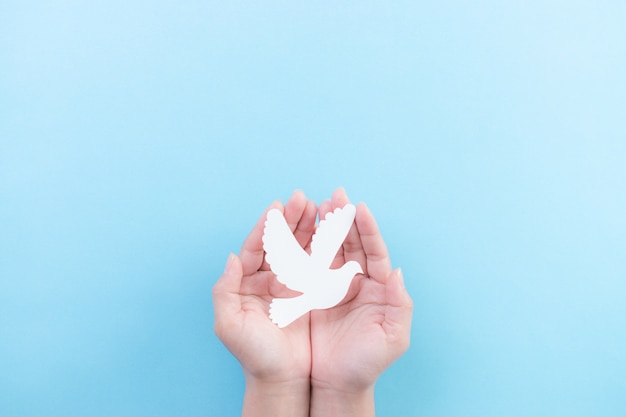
[1,1,625,416]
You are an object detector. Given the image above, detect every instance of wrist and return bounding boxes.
[310,380,376,417]
[243,375,310,417]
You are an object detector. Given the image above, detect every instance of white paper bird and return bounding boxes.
[262,204,363,328]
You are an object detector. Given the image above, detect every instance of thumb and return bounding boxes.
[212,253,243,337]
[384,268,413,351]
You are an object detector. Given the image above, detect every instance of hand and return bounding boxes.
[310,189,413,416]
[212,191,317,417]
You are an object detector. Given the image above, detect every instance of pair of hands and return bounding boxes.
[213,189,413,416]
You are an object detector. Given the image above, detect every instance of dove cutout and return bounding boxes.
[262,204,363,328]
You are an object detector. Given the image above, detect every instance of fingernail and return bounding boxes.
[397,268,405,289]
[224,253,235,274]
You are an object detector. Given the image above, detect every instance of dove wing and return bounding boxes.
[310,204,356,268]
[262,209,310,292]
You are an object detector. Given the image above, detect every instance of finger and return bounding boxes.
[293,199,317,250]
[330,187,350,209]
[283,190,307,232]
[355,203,392,283]
[240,200,282,276]
[318,199,332,220]
[342,222,367,275]
[213,254,244,336]
[383,268,413,353]
[332,188,368,273]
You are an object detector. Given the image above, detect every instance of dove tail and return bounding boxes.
[269,296,311,328]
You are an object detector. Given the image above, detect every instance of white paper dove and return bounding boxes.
[262,204,364,328]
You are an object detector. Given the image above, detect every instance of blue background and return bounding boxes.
[1,1,625,416]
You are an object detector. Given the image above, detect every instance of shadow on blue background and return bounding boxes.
[1,1,625,416]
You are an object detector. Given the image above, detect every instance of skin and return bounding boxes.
[212,189,413,417]
[310,189,413,417]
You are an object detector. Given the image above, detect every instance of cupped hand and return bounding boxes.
[212,190,317,383]
[310,188,413,393]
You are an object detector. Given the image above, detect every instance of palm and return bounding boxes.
[310,189,412,391]
[311,277,391,389]
[234,269,311,381]
[213,191,318,383]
